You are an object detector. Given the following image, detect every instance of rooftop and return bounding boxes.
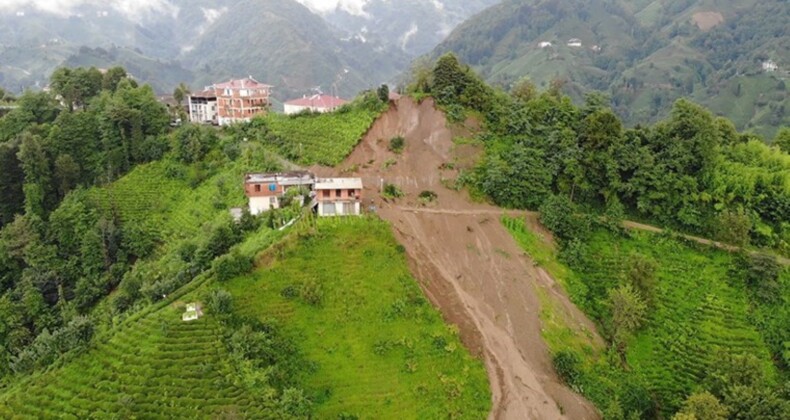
[245,171,314,185]
[315,178,363,190]
[213,77,273,90]
[285,94,347,109]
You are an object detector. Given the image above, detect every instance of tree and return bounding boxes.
[673,391,728,420]
[102,67,129,92]
[775,127,790,153]
[16,132,53,217]
[53,154,80,198]
[539,195,590,241]
[511,77,537,102]
[626,254,658,307]
[713,209,751,247]
[607,283,647,360]
[376,84,390,103]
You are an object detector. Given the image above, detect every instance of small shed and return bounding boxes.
[182,303,203,322]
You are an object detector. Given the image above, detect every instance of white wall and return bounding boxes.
[249,196,279,215]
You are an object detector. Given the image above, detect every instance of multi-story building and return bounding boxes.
[187,89,217,124]
[243,171,315,215]
[314,178,363,217]
[188,76,273,126]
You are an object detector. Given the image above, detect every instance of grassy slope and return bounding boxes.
[503,217,784,413]
[261,106,379,166]
[225,217,491,419]
[0,305,265,418]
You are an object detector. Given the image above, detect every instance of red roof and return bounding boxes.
[284,94,347,109]
[213,77,273,90]
[191,89,217,99]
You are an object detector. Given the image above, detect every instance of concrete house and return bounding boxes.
[315,178,363,217]
[762,60,778,72]
[538,41,553,48]
[244,172,315,215]
[188,77,273,126]
[284,94,348,115]
[567,38,583,47]
[187,89,218,124]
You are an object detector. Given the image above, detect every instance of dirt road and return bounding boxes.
[316,98,601,419]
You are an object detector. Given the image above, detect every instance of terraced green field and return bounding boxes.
[225,217,491,419]
[0,305,268,418]
[503,216,784,413]
[260,105,380,166]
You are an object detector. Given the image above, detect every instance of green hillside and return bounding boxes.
[431,0,789,138]
[504,217,789,417]
[225,218,490,418]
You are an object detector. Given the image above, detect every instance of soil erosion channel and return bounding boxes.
[316,98,601,419]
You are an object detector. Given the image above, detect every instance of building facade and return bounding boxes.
[284,94,347,115]
[187,89,218,124]
[188,77,272,126]
[314,178,363,217]
[244,172,315,215]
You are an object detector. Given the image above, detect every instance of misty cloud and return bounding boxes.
[0,0,178,21]
[296,0,371,17]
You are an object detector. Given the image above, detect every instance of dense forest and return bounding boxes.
[408,52,790,418]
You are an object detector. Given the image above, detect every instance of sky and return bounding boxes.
[0,0,177,20]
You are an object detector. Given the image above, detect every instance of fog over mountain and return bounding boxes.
[0,0,495,99]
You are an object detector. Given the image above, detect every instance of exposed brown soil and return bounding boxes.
[692,11,724,31]
[315,98,601,419]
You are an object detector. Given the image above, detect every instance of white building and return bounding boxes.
[762,60,779,72]
[315,178,363,217]
[284,94,348,115]
[538,41,553,49]
[244,172,315,215]
[187,89,218,124]
[567,38,583,47]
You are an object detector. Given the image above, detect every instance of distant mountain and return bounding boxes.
[0,0,495,102]
[430,0,789,138]
[305,0,500,56]
[181,0,409,100]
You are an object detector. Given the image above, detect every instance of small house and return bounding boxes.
[314,178,363,217]
[187,89,218,124]
[762,60,778,72]
[538,41,553,49]
[182,303,203,322]
[284,94,348,115]
[567,38,582,47]
[244,171,315,215]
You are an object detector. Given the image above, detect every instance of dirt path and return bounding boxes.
[316,98,601,419]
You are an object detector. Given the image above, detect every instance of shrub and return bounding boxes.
[418,190,437,204]
[300,280,323,306]
[382,183,404,199]
[388,136,405,153]
[539,195,590,241]
[212,250,253,282]
[552,350,582,386]
[740,253,781,303]
[208,289,233,314]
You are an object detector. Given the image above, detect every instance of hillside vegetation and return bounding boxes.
[431,0,789,138]
[504,217,789,418]
[402,52,790,418]
[225,218,490,418]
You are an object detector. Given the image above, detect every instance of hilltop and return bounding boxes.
[430,0,789,138]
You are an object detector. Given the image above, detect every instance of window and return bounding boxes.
[270,197,277,204]
[349,189,356,199]
[322,190,330,198]
[343,202,355,215]
[254,184,261,192]
[336,189,342,198]
[322,203,336,215]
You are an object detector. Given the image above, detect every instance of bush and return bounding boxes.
[212,250,253,282]
[300,280,323,306]
[208,289,233,314]
[418,190,437,203]
[740,253,781,303]
[552,350,582,387]
[382,183,404,199]
[388,136,405,153]
[539,195,590,241]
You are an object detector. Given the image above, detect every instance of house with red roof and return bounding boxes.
[283,94,348,115]
[188,76,273,126]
